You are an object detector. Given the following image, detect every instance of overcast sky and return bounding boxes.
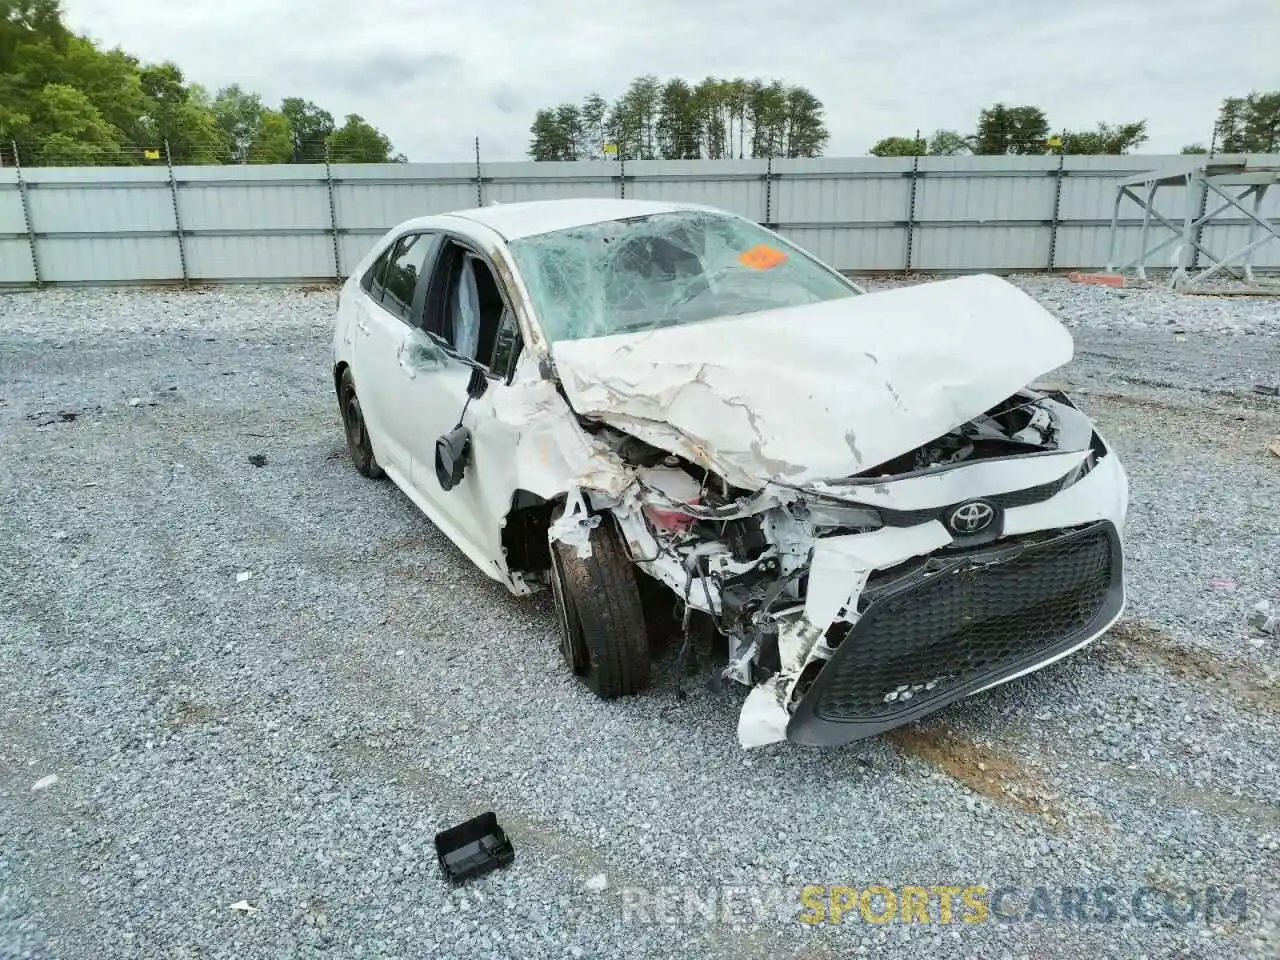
[64,0,1276,161]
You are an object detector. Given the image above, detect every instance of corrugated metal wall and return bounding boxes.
[1,154,1277,285]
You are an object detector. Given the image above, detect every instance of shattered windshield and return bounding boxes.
[507,210,860,342]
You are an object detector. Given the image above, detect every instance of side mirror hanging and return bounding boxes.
[435,425,471,491]
[435,364,489,491]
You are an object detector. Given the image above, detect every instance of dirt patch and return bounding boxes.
[886,725,1063,823]
[1098,620,1277,714]
[168,701,219,730]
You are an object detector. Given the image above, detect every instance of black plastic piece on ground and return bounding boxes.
[435,812,515,885]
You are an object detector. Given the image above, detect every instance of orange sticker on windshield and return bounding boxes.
[738,244,788,270]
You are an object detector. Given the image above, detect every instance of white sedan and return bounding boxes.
[331,198,1128,748]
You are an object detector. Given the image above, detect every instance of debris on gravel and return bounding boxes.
[1,279,1277,960]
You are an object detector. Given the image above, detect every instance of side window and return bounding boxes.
[426,241,520,373]
[361,244,394,300]
[380,233,437,321]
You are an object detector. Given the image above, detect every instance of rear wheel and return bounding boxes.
[338,367,384,479]
[548,510,651,698]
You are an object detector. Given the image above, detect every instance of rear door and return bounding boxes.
[349,232,441,478]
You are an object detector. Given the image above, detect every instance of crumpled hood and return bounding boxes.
[551,273,1074,489]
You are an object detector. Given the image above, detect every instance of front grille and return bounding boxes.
[787,522,1122,745]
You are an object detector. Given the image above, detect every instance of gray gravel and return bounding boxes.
[1,278,1278,959]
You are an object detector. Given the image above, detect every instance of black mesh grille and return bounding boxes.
[807,523,1116,724]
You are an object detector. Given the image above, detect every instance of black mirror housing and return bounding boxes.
[435,425,472,491]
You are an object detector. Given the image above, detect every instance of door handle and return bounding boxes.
[397,344,417,379]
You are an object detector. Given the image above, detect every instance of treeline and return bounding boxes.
[528,76,829,161]
[0,0,400,165]
[871,94,1280,157]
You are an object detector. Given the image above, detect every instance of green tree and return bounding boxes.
[579,92,609,159]
[0,0,68,67]
[870,135,926,157]
[247,107,292,163]
[280,97,333,161]
[610,74,661,159]
[1180,142,1208,154]
[327,113,395,162]
[747,80,788,157]
[29,82,120,163]
[138,64,226,162]
[693,77,731,158]
[527,75,828,162]
[528,105,578,160]
[212,84,264,162]
[657,77,700,159]
[1056,121,1147,155]
[927,129,969,156]
[783,86,828,158]
[0,1,396,165]
[1215,91,1280,153]
[971,104,1049,155]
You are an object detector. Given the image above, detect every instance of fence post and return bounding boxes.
[164,140,190,285]
[1191,126,1217,273]
[325,142,341,282]
[474,137,483,207]
[1047,148,1066,271]
[619,152,626,199]
[763,155,774,227]
[903,132,921,274]
[12,141,42,287]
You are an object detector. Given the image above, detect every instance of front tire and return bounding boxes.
[548,511,651,698]
[337,367,384,480]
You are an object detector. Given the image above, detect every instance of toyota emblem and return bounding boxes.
[947,501,996,535]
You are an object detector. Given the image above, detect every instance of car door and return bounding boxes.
[397,238,523,573]
[349,232,441,479]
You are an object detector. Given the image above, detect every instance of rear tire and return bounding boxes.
[548,510,651,698]
[338,367,384,480]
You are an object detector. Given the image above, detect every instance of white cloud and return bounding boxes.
[64,0,1275,160]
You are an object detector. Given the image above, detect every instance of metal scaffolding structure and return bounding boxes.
[1105,159,1280,287]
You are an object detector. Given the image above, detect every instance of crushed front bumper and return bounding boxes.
[785,520,1124,746]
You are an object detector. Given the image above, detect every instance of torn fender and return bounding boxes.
[552,274,1074,489]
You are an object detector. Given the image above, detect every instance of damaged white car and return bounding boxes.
[332,198,1127,748]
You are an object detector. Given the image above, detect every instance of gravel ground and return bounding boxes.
[1,279,1278,960]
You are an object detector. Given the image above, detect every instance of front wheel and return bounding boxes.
[548,511,651,699]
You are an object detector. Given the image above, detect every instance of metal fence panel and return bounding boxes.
[3,154,1278,285]
[625,159,767,221]
[37,235,181,283]
[778,225,908,273]
[483,160,618,205]
[184,234,334,280]
[0,239,36,283]
[773,157,914,227]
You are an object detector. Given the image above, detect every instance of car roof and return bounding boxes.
[435,198,719,241]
